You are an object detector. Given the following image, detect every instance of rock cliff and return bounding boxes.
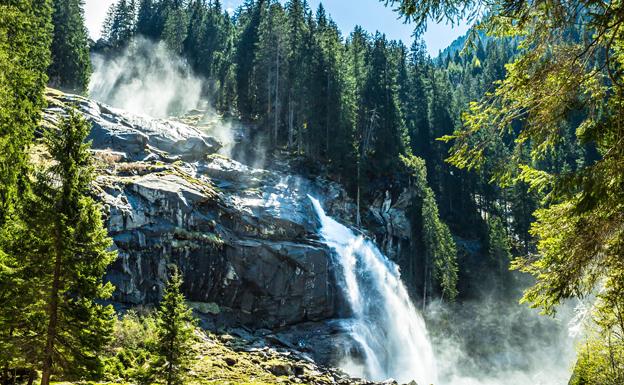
[44,89,356,330]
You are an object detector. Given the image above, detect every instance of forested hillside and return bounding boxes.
[94,0,531,301]
[0,0,622,384]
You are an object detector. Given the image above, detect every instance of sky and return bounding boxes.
[84,0,471,56]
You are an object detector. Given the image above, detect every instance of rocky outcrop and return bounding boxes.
[43,90,355,329]
[367,189,414,262]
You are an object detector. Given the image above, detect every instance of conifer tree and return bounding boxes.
[360,34,407,183]
[0,0,52,226]
[487,216,511,274]
[284,0,310,150]
[235,0,266,120]
[162,1,188,54]
[153,266,196,385]
[0,1,52,379]
[136,0,159,38]
[254,1,289,145]
[404,37,430,160]
[38,111,116,385]
[401,154,458,301]
[102,0,136,48]
[48,0,91,93]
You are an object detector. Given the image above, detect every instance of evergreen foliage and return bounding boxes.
[0,1,52,381]
[48,0,91,93]
[401,154,458,300]
[0,0,52,226]
[153,266,197,385]
[36,111,117,385]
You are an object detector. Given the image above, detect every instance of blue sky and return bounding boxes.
[85,0,471,56]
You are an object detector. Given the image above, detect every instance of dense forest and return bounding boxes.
[0,0,622,384]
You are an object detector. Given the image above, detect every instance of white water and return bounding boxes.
[309,196,438,384]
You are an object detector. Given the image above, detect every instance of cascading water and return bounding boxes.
[309,196,438,385]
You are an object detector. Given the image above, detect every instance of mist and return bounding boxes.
[426,293,578,385]
[89,37,203,118]
[89,37,243,159]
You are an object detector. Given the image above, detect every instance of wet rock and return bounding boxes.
[44,90,350,329]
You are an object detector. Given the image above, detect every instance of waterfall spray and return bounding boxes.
[309,196,438,384]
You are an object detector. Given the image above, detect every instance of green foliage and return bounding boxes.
[103,311,159,384]
[102,0,137,48]
[162,6,188,54]
[401,154,458,300]
[387,0,624,378]
[486,216,511,272]
[0,0,52,225]
[153,266,197,385]
[37,111,117,383]
[0,0,52,379]
[48,0,91,93]
[570,281,624,385]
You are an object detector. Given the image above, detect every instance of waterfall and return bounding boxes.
[309,196,438,385]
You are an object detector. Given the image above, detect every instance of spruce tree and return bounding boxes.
[404,37,431,161]
[0,1,52,380]
[487,216,512,274]
[48,0,91,93]
[235,0,266,120]
[38,111,116,385]
[254,1,289,146]
[102,0,137,48]
[360,33,406,184]
[154,266,196,385]
[136,0,159,38]
[162,2,188,54]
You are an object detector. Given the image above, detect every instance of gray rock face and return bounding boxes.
[45,91,221,161]
[44,90,354,329]
[367,189,415,263]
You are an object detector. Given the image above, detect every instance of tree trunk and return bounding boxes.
[274,49,280,146]
[27,370,35,385]
[356,157,361,226]
[267,63,272,144]
[326,73,330,158]
[41,224,63,385]
[288,97,294,149]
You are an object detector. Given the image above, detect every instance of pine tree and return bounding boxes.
[487,216,511,274]
[235,0,266,120]
[102,0,136,48]
[153,266,196,385]
[48,0,91,93]
[342,26,370,222]
[284,0,310,150]
[162,1,188,54]
[0,0,52,226]
[404,37,431,160]
[136,0,159,38]
[254,1,289,146]
[0,1,52,380]
[360,34,407,185]
[401,154,458,301]
[38,111,116,385]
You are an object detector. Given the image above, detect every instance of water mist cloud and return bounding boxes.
[427,296,577,385]
[89,37,203,118]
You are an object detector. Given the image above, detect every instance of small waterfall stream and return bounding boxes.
[309,197,438,384]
